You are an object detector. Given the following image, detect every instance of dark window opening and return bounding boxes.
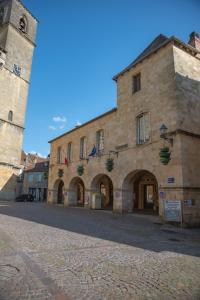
[8,110,13,122]
[133,73,141,93]
[19,17,27,33]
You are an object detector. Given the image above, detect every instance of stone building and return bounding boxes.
[23,160,49,201]
[0,0,38,200]
[48,32,200,226]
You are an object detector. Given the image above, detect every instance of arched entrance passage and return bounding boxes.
[91,174,113,210]
[54,179,64,204]
[68,177,85,206]
[122,170,159,214]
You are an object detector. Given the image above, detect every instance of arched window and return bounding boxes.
[19,16,28,33]
[8,110,13,122]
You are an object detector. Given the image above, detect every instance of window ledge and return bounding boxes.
[136,140,151,147]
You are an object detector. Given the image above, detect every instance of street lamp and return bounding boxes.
[160,124,173,146]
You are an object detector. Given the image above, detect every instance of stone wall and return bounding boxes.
[48,40,200,226]
[0,0,37,200]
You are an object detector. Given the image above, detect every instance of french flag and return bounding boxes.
[64,157,69,166]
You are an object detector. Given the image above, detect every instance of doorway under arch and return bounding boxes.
[54,179,64,204]
[122,170,159,214]
[91,174,113,210]
[68,177,85,206]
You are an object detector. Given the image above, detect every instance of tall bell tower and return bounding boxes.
[0,0,38,200]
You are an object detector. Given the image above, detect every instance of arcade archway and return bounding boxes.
[54,179,64,204]
[91,174,113,209]
[68,177,85,206]
[122,170,158,213]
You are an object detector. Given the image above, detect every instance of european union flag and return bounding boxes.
[89,145,97,157]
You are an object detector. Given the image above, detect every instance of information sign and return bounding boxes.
[164,200,182,222]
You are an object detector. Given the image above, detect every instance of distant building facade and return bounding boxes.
[48,32,200,226]
[23,160,49,201]
[0,0,38,200]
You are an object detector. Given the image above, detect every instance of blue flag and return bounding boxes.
[89,145,97,157]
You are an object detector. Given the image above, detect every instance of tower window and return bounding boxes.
[8,111,13,122]
[96,130,104,155]
[0,7,4,24]
[67,142,72,162]
[133,73,141,93]
[19,16,28,33]
[137,113,150,144]
[57,146,62,164]
[80,137,86,159]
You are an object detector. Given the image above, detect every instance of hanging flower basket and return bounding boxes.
[43,171,48,180]
[106,158,114,172]
[77,165,84,176]
[159,147,171,165]
[58,168,64,178]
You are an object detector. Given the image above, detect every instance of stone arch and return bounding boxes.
[68,177,85,206]
[91,174,113,210]
[54,179,64,204]
[122,170,159,213]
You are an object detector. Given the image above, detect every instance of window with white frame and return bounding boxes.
[67,142,72,162]
[80,137,86,159]
[38,174,42,182]
[137,113,150,144]
[57,146,62,164]
[96,130,104,154]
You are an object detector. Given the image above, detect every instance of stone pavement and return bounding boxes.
[0,202,199,300]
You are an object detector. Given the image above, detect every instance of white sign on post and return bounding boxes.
[164,200,182,222]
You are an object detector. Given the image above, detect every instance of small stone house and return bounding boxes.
[23,160,49,201]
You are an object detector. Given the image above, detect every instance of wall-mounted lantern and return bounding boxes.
[160,124,173,146]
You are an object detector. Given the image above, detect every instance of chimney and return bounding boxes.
[188,32,200,51]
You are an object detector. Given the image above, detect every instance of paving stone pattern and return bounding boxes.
[0,202,200,300]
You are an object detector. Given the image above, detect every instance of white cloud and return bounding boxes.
[59,124,65,130]
[48,125,56,130]
[48,116,67,131]
[76,120,82,126]
[53,116,67,123]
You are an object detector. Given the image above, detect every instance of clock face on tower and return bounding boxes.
[0,7,4,24]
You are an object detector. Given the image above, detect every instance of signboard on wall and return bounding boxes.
[164,200,182,222]
[167,177,175,184]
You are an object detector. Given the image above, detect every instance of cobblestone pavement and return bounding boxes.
[0,202,200,300]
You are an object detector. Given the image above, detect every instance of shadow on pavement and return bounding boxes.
[0,201,199,257]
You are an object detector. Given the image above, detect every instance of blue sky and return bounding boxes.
[23,0,200,157]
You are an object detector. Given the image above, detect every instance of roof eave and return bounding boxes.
[48,108,117,144]
[112,36,200,81]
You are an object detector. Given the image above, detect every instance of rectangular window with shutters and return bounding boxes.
[57,146,62,164]
[67,142,72,162]
[80,137,86,159]
[133,73,141,93]
[137,113,150,144]
[96,130,104,155]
